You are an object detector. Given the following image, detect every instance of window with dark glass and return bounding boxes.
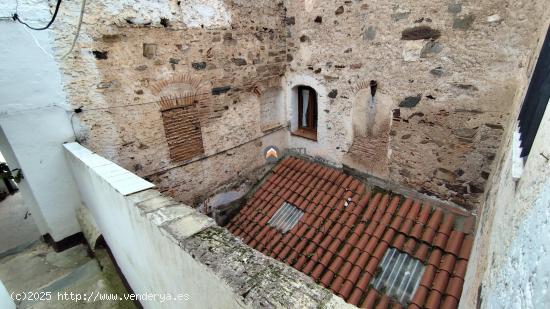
[518,25,550,159]
[295,86,318,140]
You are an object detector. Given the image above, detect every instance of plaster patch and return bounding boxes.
[180,0,231,28]
[402,41,424,62]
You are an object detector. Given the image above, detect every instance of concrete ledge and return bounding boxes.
[64,142,351,308]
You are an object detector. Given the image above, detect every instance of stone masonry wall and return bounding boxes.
[284,0,547,211]
[48,0,547,212]
[52,0,289,204]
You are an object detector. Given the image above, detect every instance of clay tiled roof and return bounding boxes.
[227,157,473,309]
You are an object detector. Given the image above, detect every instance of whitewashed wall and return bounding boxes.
[0,1,81,241]
[63,142,250,309]
[0,280,15,309]
[470,102,550,309]
[460,20,550,307]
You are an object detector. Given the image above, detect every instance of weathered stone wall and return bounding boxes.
[46,0,548,212]
[284,0,547,211]
[52,0,288,204]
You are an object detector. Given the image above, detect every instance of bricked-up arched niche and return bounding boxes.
[351,82,394,138]
[150,75,208,162]
[344,82,395,179]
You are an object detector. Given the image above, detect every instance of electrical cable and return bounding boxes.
[61,0,87,59]
[13,0,62,30]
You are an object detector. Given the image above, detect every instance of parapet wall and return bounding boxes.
[63,142,352,309]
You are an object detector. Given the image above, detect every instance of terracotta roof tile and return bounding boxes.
[362,193,382,220]
[373,224,386,240]
[411,285,429,307]
[396,198,413,217]
[339,279,355,299]
[376,294,390,309]
[225,157,475,308]
[349,179,361,191]
[382,228,396,244]
[338,261,354,279]
[331,276,345,292]
[348,288,364,306]
[341,175,354,188]
[363,236,378,253]
[399,219,414,234]
[432,270,450,293]
[356,271,373,292]
[391,302,403,309]
[459,235,474,260]
[445,276,464,300]
[421,227,437,243]
[417,204,431,223]
[420,264,437,289]
[328,255,345,273]
[427,249,443,267]
[390,216,404,231]
[425,290,442,309]
[403,238,417,255]
[392,233,406,249]
[365,257,378,276]
[441,295,459,309]
[320,270,335,287]
[361,289,379,308]
[338,243,353,258]
[453,259,469,279]
[414,243,430,261]
[439,214,455,236]
[409,223,423,240]
[406,201,422,219]
[433,232,449,249]
[427,208,444,229]
[373,242,389,261]
[440,254,457,274]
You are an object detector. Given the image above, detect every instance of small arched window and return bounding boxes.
[295,86,318,140]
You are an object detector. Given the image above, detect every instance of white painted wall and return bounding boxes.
[470,102,550,309]
[0,280,15,309]
[0,1,82,241]
[0,127,48,235]
[180,0,231,28]
[0,110,82,240]
[460,22,550,307]
[63,143,248,309]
